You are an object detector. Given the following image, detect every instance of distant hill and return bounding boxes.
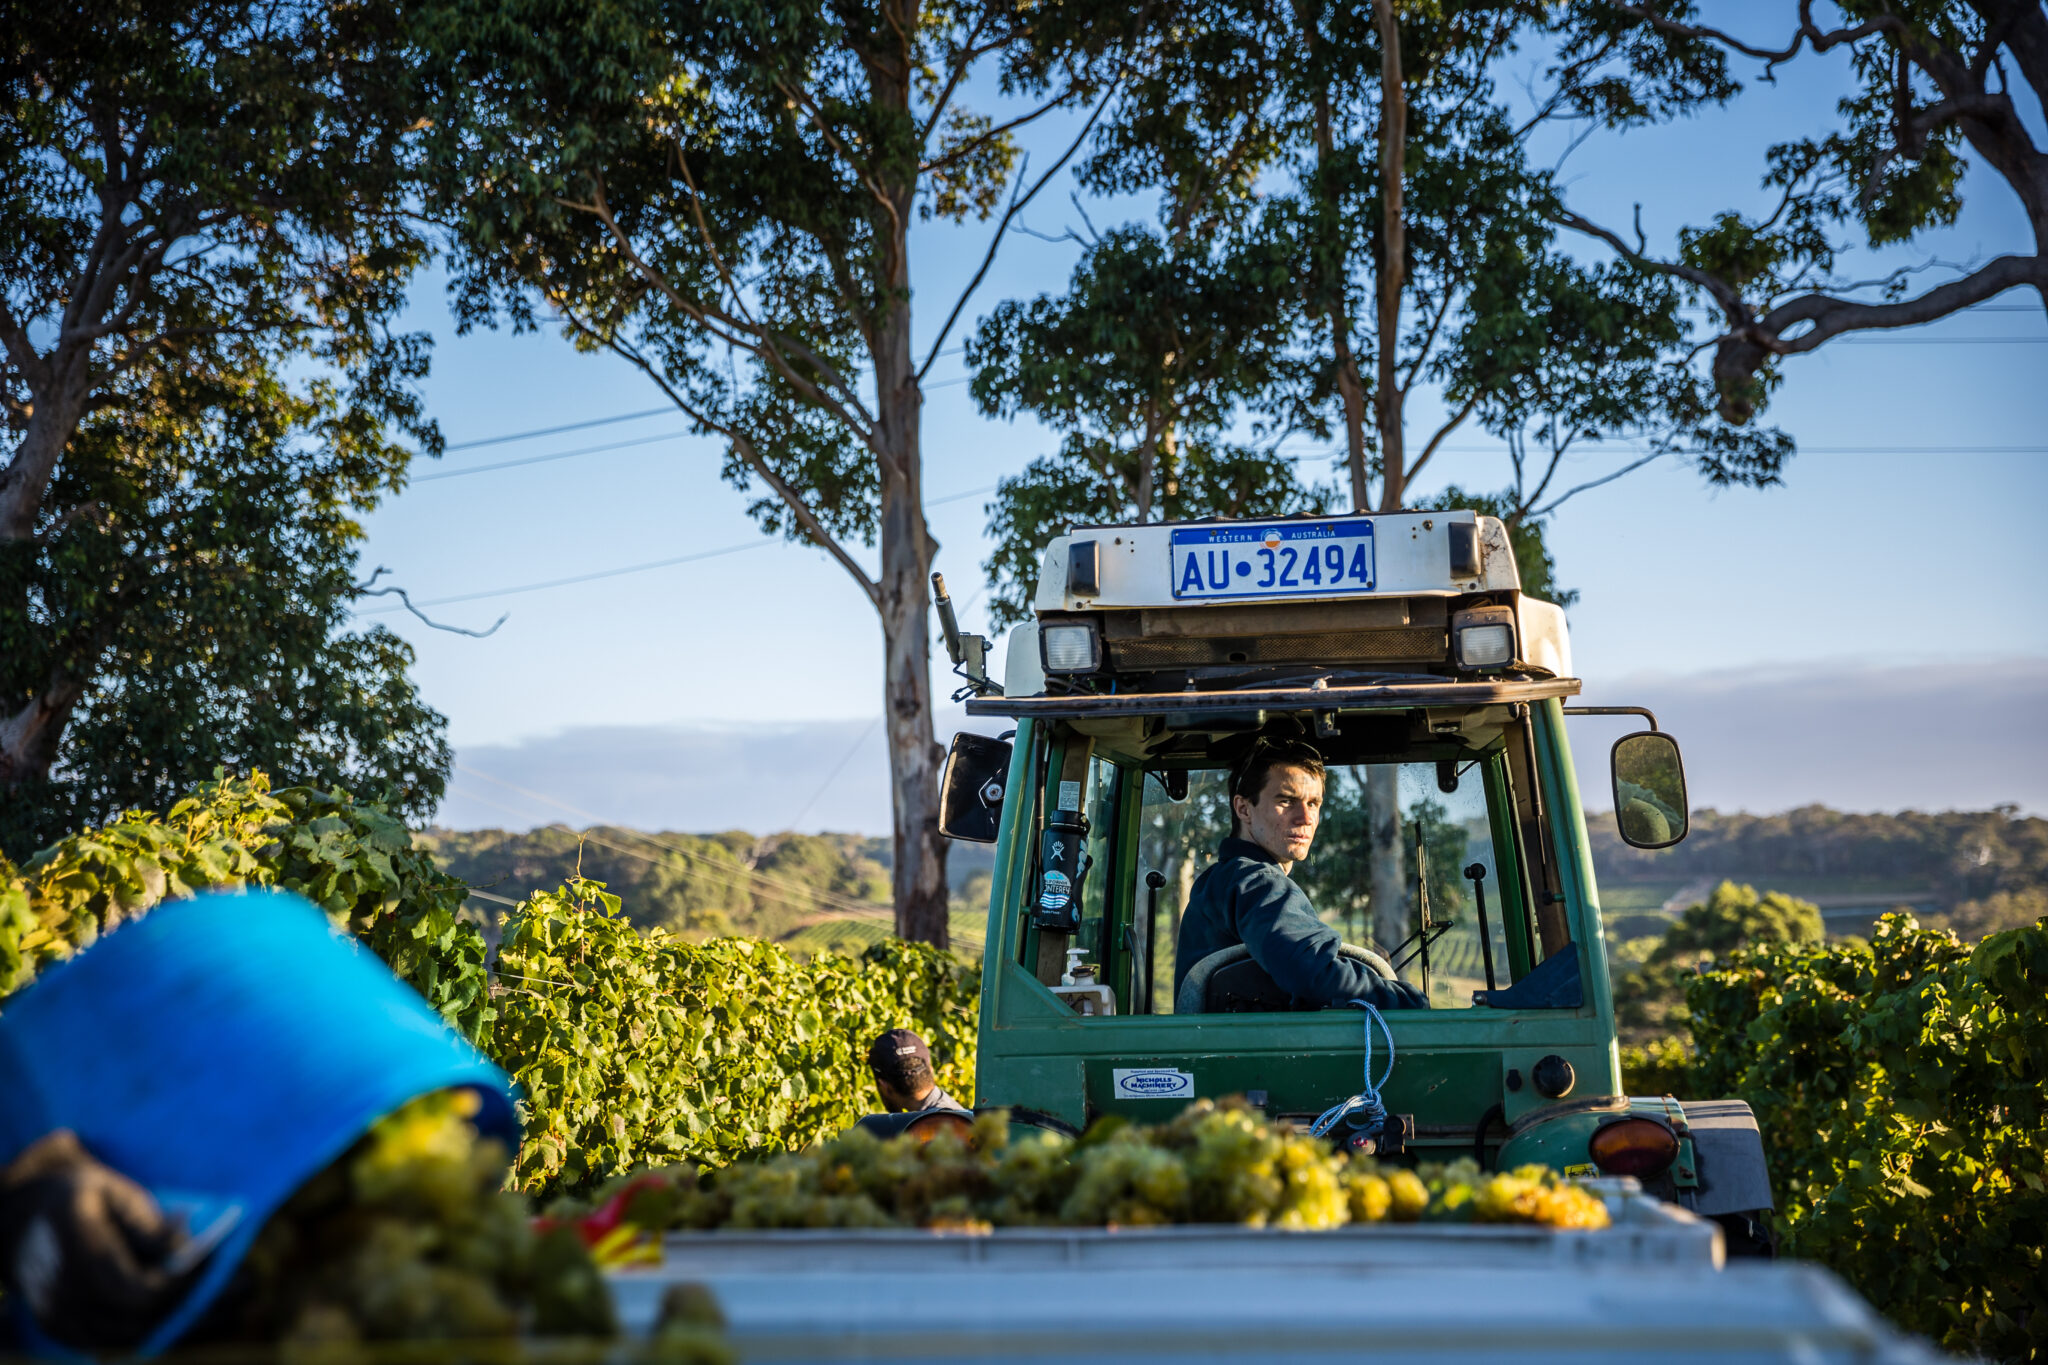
[422,804,2044,956]
[1586,804,2046,939]
[419,825,994,956]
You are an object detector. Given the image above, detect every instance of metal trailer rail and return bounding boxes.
[607,1190,1940,1364]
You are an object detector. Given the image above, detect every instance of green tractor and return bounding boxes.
[933,510,1773,1251]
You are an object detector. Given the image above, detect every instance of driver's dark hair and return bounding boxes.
[1229,738,1327,833]
[869,1047,934,1095]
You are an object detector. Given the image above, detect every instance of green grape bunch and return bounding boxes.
[635,1100,1610,1235]
[186,1090,625,1354]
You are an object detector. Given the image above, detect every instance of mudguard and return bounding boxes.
[1681,1098,1773,1217]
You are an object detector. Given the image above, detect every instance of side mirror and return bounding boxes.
[938,731,1013,843]
[1610,731,1689,850]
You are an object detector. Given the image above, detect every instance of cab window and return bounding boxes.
[1128,758,1528,1011]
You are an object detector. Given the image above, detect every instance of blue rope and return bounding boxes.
[1309,999,1396,1139]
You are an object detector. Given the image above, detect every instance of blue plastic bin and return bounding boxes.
[0,889,516,1354]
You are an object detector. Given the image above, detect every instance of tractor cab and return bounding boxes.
[934,512,1771,1236]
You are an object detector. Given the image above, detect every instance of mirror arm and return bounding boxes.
[1561,705,1660,732]
[933,571,1003,701]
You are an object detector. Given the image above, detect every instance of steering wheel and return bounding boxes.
[1339,943,1399,981]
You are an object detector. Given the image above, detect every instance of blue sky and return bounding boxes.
[348,17,2048,834]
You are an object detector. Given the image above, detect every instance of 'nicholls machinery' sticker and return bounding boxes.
[1112,1068,1194,1100]
[1038,870,1072,910]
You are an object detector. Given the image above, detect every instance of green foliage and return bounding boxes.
[1613,881,1822,1044]
[1619,1035,1698,1099]
[492,878,976,1193]
[969,227,1328,625]
[1,0,444,846]
[2,777,983,1203]
[1,350,452,859]
[1550,2,2036,425]
[0,772,486,1036]
[970,0,1790,615]
[416,0,1093,938]
[1687,914,2048,1363]
[417,0,1111,561]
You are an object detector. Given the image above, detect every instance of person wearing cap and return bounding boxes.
[865,1029,965,1114]
[1174,738,1429,1013]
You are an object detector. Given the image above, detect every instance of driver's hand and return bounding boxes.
[0,1129,189,1349]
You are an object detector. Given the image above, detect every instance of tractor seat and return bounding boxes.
[1175,943,1400,1015]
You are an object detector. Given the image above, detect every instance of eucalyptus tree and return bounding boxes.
[1554,1,2048,424]
[968,226,1326,626]
[0,354,453,857]
[996,0,1790,952]
[423,0,1123,944]
[0,0,445,847]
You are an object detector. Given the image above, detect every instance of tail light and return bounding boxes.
[1587,1116,1680,1179]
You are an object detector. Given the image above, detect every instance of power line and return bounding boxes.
[433,347,974,454]
[414,323,2038,471]
[928,484,998,507]
[1833,336,2046,344]
[368,539,774,611]
[782,716,884,834]
[446,408,672,451]
[357,486,1000,617]
[417,430,688,482]
[1277,443,2048,458]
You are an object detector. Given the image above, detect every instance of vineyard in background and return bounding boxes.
[1614,880,2047,1364]
[4,775,2044,1360]
[0,774,976,1195]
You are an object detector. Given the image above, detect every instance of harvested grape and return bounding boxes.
[185,1090,631,1357]
[642,1099,1612,1235]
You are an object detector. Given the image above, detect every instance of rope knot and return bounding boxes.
[1308,999,1396,1140]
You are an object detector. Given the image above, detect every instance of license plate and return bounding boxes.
[1170,520,1377,599]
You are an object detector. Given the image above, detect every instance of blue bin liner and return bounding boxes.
[0,889,516,1355]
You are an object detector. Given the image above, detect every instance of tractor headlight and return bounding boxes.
[1451,604,1516,670]
[1040,620,1101,674]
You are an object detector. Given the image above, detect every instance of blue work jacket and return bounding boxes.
[1173,837,1429,1011]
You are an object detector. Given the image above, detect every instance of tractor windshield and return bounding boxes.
[1019,707,1572,1015]
[1133,762,1511,1011]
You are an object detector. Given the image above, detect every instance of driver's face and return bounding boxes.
[1233,764,1323,867]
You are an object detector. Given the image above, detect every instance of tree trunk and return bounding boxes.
[1311,81,1372,512]
[869,60,949,946]
[1366,763,1406,959]
[0,383,87,543]
[876,459,949,946]
[1134,401,1160,523]
[1363,0,1410,962]
[1372,0,1408,513]
[0,669,89,793]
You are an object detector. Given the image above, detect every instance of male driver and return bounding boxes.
[866,1028,966,1114]
[1174,739,1429,1012]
